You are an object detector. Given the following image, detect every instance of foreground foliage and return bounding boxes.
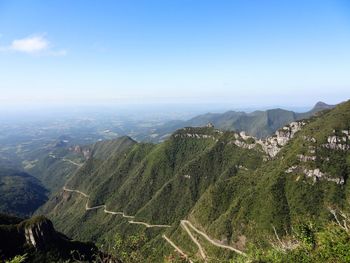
[234,222,350,263]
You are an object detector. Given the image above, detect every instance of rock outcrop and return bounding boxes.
[258,121,305,157]
[322,130,350,151]
[230,121,306,158]
[285,166,345,185]
[22,216,56,249]
[0,214,101,262]
[172,127,222,141]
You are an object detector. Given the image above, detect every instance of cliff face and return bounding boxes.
[259,121,306,157]
[0,214,101,262]
[23,217,56,249]
[230,121,306,158]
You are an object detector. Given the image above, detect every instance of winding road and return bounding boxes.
[62,158,83,167]
[62,186,170,228]
[181,220,207,260]
[63,185,246,261]
[57,146,249,262]
[181,220,246,256]
[49,154,83,167]
[162,235,194,263]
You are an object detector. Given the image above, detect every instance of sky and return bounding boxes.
[0,0,350,109]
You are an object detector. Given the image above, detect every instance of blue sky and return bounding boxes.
[0,0,350,108]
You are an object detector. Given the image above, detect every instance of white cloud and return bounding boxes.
[0,34,67,56]
[10,36,49,53]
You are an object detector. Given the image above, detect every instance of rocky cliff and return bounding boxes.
[0,214,103,262]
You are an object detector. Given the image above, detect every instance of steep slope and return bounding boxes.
[41,100,349,262]
[41,127,265,261]
[0,165,48,217]
[0,213,117,262]
[188,100,350,249]
[25,144,88,193]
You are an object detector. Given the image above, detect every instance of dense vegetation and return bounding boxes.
[234,221,350,263]
[26,146,85,193]
[0,165,48,217]
[34,100,350,261]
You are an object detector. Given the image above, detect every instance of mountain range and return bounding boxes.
[145,101,335,141]
[36,100,349,262]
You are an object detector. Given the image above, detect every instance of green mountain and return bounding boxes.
[0,213,119,263]
[39,100,349,262]
[147,101,335,141]
[25,145,87,193]
[0,165,48,217]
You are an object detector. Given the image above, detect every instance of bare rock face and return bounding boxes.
[82,148,92,159]
[228,121,306,158]
[322,130,350,151]
[276,122,305,145]
[70,145,92,159]
[285,166,344,185]
[22,216,56,249]
[206,122,214,128]
[172,127,223,142]
[259,121,305,157]
[71,145,82,153]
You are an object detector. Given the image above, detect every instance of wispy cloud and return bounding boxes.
[0,34,67,56]
[11,35,49,53]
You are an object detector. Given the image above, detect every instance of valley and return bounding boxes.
[2,1,350,261]
[1,101,349,262]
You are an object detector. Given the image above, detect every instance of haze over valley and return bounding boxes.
[1,1,350,262]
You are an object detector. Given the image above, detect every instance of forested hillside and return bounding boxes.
[0,165,48,217]
[40,101,349,262]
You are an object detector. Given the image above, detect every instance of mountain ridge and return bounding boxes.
[145,101,335,141]
[38,100,349,262]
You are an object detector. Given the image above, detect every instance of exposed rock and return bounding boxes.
[302,136,317,143]
[70,145,82,153]
[285,165,297,173]
[229,121,306,158]
[173,133,219,141]
[206,122,214,128]
[258,121,306,157]
[175,121,305,158]
[303,168,345,184]
[0,214,103,262]
[230,139,256,150]
[23,217,56,249]
[285,166,344,185]
[82,148,92,159]
[322,129,350,151]
[297,154,316,162]
[236,165,248,171]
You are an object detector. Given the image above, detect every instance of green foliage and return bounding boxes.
[5,254,27,263]
[113,233,148,263]
[0,167,48,217]
[41,101,350,262]
[234,222,350,263]
[294,222,316,248]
